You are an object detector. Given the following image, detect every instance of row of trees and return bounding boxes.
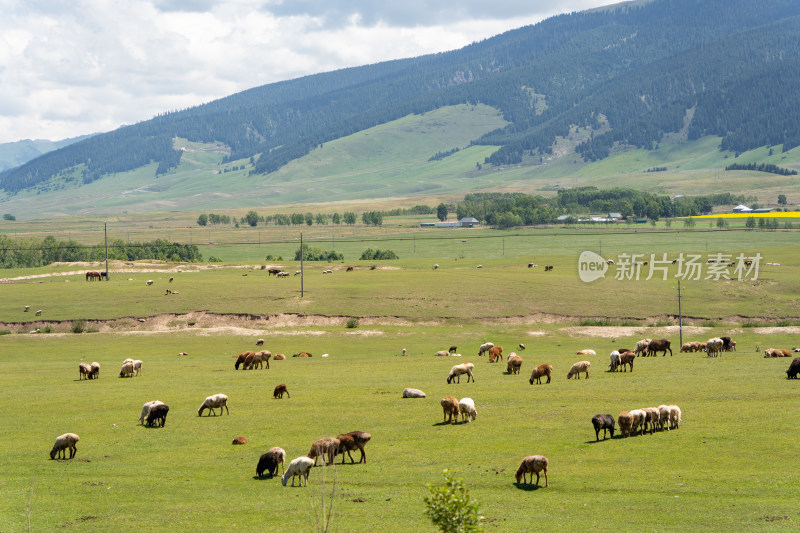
[0,235,202,269]
[198,209,399,228]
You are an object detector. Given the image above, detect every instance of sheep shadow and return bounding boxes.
[513,482,544,491]
[252,474,277,481]
[432,421,468,426]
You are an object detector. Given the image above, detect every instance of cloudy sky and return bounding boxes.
[0,0,613,144]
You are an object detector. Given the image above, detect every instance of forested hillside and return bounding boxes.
[2,0,800,196]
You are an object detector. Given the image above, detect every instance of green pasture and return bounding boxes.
[2,324,800,532]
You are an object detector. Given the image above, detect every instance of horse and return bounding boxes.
[86,271,102,281]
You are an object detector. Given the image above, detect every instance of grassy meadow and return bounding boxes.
[1,227,800,531]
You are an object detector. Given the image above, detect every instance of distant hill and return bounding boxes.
[2,0,800,210]
[0,135,94,172]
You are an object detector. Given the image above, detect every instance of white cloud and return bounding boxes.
[0,0,614,143]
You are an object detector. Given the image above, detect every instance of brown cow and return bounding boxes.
[267,268,282,276]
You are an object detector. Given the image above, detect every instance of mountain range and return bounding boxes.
[2,0,799,215]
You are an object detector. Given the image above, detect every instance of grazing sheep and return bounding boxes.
[435,350,451,357]
[515,455,548,487]
[178,352,189,356]
[35,309,42,316]
[132,360,142,376]
[507,354,523,374]
[786,358,800,379]
[232,436,248,445]
[706,338,724,357]
[449,345,458,354]
[273,384,290,399]
[89,362,100,379]
[447,362,475,384]
[658,405,671,431]
[402,388,426,398]
[119,362,135,378]
[139,400,165,424]
[629,409,647,435]
[591,414,615,441]
[402,348,407,357]
[122,358,134,364]
[647,338,673,357]
[634,338,652,357]
[146,280,154,286]
[197,393,229,416]
[529,364,553,385]
[282,456,315,486]
[250,351,271,369]
[458,398,477,422]
[335,431,370,464]
[257,451,281,478]
[519,343,525,350]
[488,345,503,362]
[441,396,460,424]
[269,446,287,473]
[24,305,30,312]
[335,434,365,464]
[433,264,439,270]
[146,404,169,427]
[346,266,354,272]
[307,437,340,466]
[235,351,256,370]
[680,342,694,353]
[618,411,634,437]
[668,405,682,429]
[576,349,596,356]
[50,433,80,460]
[79,363,92,380]
[478,342,494,357]
[644,407,660,434]
[619,352,635,372]
[169,277,174,283]
[609,351,621,372]
[567,361,591,380]
[256,339,264,346]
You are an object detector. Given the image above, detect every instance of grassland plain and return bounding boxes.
[2,324,800,532]
[1,228,800,531]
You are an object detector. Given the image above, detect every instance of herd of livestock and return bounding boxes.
[54,330,800,492]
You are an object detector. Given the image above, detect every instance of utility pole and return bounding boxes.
[300,232,304,298]
[673,280,685,346]
[104,222,109,281]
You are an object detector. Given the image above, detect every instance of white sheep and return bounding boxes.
[609,351,621,372]
[270,446,287,474]
[567,361,591,379]
[629,409,646,435]
[133,360,143,376]
[657,405,671,431]
[478,342,494,356]
[197,393,229,416]
[146,280,154,286]
[139,400,165,425]
[90,362,100,379]
[282,456,315,486]
[634,338,652,357]
[119,362,135,378]
[447,362,475,384]
[433,264,439,270]
[668,405,682,429]
[435,350,450,357]
[402,388,426,398]
[458,398,477,422]
[50,433,80,459]
[35,309,42,316]
[79,363,92,380]
[576,349,596,356]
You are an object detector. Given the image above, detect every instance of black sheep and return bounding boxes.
[591,414,616,441]
[146,404,170,427]
[787,358,800,379]
[256,452,280,478]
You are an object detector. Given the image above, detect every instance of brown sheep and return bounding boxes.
[440,396,460,424]
[273,353,286,360]
[488,345,503,363]
[335,431,371,464]
[529,364,552,384]
[507,354,523,374]
[618,411,634,437]
[273,384,290,399]
[619,352,635,372]
[449,345,458,354]
[293,352,312,358]
[235,351,256,370]
[232,436,248,445]
[307,437,340,466]
[647,338,672,356]
[515,455,548,487]
[256,338,264,346]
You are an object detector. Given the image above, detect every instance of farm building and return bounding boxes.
[420,217,480,228]
[733,204,753,213]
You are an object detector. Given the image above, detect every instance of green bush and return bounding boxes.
[294,245,343,261]
[360,248,398,260]
[71,320,86,334]
[208,256,223,262]
[346,318,359,329]
[0,329,11,335]
[423,470,482,533]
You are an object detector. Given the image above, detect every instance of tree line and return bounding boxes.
[0,235,202,269]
